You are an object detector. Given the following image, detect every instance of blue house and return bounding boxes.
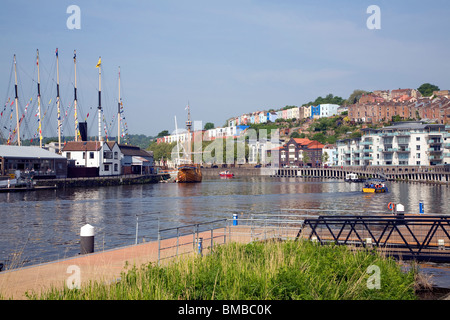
[311,105,321,119]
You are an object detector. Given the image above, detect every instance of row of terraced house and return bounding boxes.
[227,104,344,127]
[348,89,450,124]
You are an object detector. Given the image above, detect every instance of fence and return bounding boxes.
[156,210,450,264]
[157,219,227,264]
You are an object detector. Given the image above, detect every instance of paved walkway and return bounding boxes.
[0,226,259,300]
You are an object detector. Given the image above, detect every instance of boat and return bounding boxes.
[177,164,202,183]
[345,173,365,183]
[176,104,202,183]
[362,181,388,193]
[219,170,234,178]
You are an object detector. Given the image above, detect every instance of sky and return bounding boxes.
[1,0,450,140]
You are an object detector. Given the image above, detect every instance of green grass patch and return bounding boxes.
[29,240,417,300]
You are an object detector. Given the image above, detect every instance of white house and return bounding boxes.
[62,141,122,176]
[319,104,340,118]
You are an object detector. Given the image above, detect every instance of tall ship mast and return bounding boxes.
[73,50,79,141]
[36,50,43,148]
[117,66,121,144]
[96,56,102,142]
[176,102,202,183]
[55,48,62,153]
[13,54,21,146]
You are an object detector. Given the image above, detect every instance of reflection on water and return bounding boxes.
[0,177,449,269]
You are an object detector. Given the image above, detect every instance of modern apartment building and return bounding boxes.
[335,122,450,167]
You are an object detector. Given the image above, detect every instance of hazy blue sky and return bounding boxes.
[1,0,450,138]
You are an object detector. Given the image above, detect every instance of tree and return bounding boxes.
[418,83,439,97]
[290,132,301,138]
[321,152,329,164]
[204,122,215,130]
[302,150,310,165]
[346,89,370,105]
[156,130,170,138]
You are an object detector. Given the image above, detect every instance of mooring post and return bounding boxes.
[233,213,238,226]
[80,224,95,254]
[419,200,425,214]
[198,237,203,257]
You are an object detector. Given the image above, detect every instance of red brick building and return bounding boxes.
[275,138,325,168]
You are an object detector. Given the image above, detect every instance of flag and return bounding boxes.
[96,57,101,68]
[73,51,76,62]
[55,48,58,57]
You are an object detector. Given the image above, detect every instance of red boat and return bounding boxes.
[219,170,234,178]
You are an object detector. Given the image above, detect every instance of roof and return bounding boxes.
[0,145,66,159]
[62,141,103,152]
[307,141,325,149]
[119,144,153,157]
[293,138,313,146]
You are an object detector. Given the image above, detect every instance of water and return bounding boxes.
[0,176,449,271]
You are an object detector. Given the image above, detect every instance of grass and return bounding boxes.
[28,240,417,300]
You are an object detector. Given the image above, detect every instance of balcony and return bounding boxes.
[380,132,397,137]
[428,139,442,145]
[444,143,450,148]
[382,148,398,153]
[429,155,443,160]
[396,132,411,137]
[444,153,450,157]
[428,148,443,153]
[361,141,373,145]
[397,148,410,152]
[363,149,373,153]
[363,156,373,161]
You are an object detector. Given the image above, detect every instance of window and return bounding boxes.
[104,164,110,171]
[90,152,95,159]
[114,152,118,160]
[416,145,420,151]
[66,152,71,159]
[416,153,420,159]
[416,137,420,141]
[114,163,118,172]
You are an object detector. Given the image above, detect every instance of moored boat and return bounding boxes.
[177,164,202,183]
[176,103,202,183]
[345,173,365,183]
[219,170,234,178]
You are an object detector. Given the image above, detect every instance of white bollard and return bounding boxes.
[80,224,95,254]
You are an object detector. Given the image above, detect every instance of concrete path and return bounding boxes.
[0,226,258,300]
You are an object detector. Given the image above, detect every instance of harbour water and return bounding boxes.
[1,176,449,281]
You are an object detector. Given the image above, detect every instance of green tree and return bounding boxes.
[147,141,177,162]
[302,150,310,165]
[290,132,301,138]
[156,130,170,138]
[346,89,370,105]
[312,132,327,144]
[417,83,439,97]
[204,122,215,130]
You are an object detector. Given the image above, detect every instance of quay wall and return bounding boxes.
[271,165,450,184]
[202,166,450,184]
[34,173,169,188]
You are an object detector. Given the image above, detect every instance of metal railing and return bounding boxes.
[155,210,450,264]
[301,215,450,262]
[157,219,227,263]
